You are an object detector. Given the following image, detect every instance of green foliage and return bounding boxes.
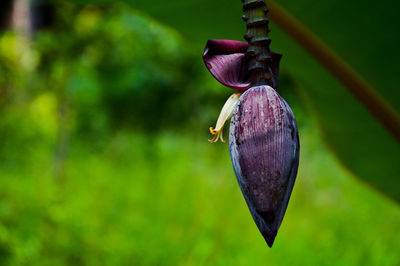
[3,2,235,142]
[34,3,203,135]
[0,127,399,265]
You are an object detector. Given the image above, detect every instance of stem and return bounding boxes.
[242,0,273,86]
[268,0,400,143]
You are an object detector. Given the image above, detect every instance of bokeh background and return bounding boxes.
[0,0,399,265]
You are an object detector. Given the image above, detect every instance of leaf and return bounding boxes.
[72,0,400,201]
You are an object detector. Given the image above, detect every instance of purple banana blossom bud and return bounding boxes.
[203,40,299,247]
[229,85,299,247]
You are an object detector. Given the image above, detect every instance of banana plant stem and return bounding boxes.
[242,0,273,86]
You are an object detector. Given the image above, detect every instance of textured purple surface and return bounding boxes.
[203,40,282,91]
[229,85,299,247]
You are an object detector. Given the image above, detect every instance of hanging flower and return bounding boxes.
[203,38,299,247]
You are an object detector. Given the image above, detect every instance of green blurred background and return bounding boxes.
[0,0,399,265]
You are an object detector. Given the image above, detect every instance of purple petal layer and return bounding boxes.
[229,85,299,247]
[203,40,251,91]
[203,39,282,91]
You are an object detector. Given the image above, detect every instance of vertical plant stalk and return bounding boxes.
[242,0,273,87]
[12,0,31,36]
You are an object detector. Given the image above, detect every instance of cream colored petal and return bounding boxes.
[209,92,241,143]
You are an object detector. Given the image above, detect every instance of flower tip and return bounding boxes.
[208,127,225,143]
